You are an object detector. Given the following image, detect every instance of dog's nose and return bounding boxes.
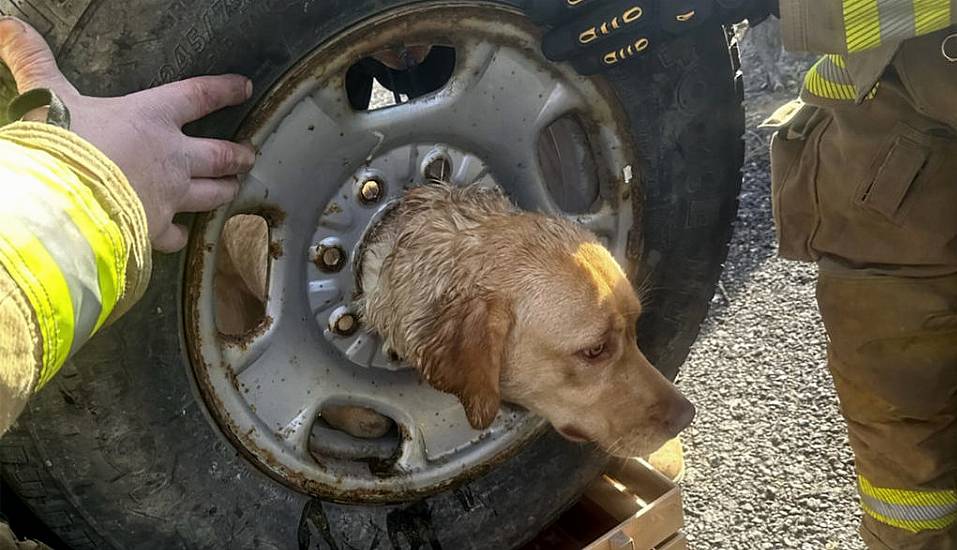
[667,395,696,434]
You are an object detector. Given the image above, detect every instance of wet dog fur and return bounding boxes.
[355,183,694,457]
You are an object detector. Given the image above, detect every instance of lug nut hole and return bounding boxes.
[424,157,453,182]
[383,345,401,362]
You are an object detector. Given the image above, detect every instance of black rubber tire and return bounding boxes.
[0,1,743,549]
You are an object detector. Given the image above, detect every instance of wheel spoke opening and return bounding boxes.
[345,45,456,111]
[538,115,600,215]
[215,214,270,338]
[310,404,402,473]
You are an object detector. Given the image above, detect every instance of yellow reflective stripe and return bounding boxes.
[861,501,957,533]
[845,0,883,52]
[913,0,951,35]
[858,476,957,533]
[0,223,74,387]
[803,55,859,101]
[4,174,105,358]
[0,137,128,390]
[31,165,125,333]
[860,476,957,506]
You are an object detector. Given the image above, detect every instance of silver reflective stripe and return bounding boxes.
[876,0,917,45]
[861,492,957,522]
[803,55,859,101]
[1,175,103,355]
[817,56,854,85]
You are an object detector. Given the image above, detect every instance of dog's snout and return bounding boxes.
[666,395,696,435]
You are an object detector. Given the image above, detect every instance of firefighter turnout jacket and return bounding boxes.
[781,0,956,101]
[0,121,150,435]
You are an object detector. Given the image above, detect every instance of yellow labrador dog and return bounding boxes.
[218,183,694,458]
[358,183,693,457]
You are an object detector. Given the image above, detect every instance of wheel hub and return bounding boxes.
[312,143,497,371]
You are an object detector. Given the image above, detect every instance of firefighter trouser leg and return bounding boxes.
[817,273,957,549]
[770,30,957,550]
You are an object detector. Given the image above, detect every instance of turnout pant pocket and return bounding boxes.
[853,125,930,223]
[812,120,957,272]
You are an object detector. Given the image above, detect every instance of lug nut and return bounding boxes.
[359,179,383,203]
[330,309,358,336]
[313,243,346,272]
[334,314,357,335]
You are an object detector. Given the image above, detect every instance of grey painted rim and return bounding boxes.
[185,2,637,502]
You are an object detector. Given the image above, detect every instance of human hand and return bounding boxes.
[526,0,776,75]
[0,16,256,252]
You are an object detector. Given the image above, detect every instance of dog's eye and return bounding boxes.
[581,343,606,361]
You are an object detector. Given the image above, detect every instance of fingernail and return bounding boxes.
[245,78,253,99]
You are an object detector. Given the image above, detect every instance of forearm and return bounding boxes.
[0,122,150,435]
[779,0,955,55]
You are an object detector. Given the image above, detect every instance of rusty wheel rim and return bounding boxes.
[184,2,637,502]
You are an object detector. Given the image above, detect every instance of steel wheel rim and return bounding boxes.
[185,2,637,502]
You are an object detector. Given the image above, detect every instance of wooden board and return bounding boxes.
[521,458,685,550]
[657,534,688,550]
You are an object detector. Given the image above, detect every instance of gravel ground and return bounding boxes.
[678,31,865,549]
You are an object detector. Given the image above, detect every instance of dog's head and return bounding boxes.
[416,216,695,458]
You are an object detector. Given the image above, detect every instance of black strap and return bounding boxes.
[6,88,71,129]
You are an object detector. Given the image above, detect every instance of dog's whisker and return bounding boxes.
[605,435,625,456]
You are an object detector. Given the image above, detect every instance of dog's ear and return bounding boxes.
[420,294,512,430]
